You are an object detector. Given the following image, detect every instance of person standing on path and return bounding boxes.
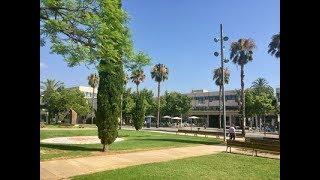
[229,124,236,140]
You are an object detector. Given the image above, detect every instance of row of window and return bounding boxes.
[84,92,97,98]
[192,106,238,111]
[193,95,236,101]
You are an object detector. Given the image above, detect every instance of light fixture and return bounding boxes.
[214,52,219,56]
[214,38,219,42]
[223,36,229,41]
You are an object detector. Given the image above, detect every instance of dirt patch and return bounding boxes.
[41,136,124,144]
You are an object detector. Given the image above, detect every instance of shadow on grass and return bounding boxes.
[138,138,221,145]
[41,143,102,152]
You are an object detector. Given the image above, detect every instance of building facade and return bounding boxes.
[69,86,98,110]
[185,88,280,128]
[185,89,239,128]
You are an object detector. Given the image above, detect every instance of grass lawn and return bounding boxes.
[40,129,222,161]
[72,153,280,180]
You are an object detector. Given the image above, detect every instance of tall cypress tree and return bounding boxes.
[132,92,146,130]
[96,60,124,151]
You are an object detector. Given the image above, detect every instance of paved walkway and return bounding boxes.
[41,145,226,180]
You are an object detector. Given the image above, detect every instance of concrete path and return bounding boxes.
[40,145,226,180]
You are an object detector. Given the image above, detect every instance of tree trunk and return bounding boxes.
[219,86,222,129]
[102,144,107,152]
[92,87,95,124]
[240,65,246,136]
[259,116,262,131]
[263,116,266,136]
[157,82,161,128]
[119,94,123,130]
[136,84,139,93]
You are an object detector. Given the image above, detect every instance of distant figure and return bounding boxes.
[229,124,236,140]
[203,124,207,129]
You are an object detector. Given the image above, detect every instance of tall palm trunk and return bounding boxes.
[91,88,95,124]
[218,86,222,129]
[136,84,139,93]
[157,81,160,128]
[240,65,246,136]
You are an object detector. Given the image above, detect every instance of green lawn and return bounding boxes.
[72,153,280,180]
[40,129,222,161]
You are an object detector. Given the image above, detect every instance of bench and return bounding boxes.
[176,129,244,138]
[227,138,280,156]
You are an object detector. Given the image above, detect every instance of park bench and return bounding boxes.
[227,138,280,156]
[176,129,244,138]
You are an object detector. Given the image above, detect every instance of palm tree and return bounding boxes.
[251,78,274,94]
[151,64,169,128]
[40,79,64,124]
[230,38,256,136]
[130,69,145,93]
[212,67,230,129]
[40,79,64,94]
[268,33,280,58]
[88,73,99,124]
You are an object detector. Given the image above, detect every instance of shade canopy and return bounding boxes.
[145,115,155,118]
[188,116,199,119]
[162,116,171,119]
[172,117,182,120]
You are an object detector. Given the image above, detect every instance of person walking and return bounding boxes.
[229,124,236,140]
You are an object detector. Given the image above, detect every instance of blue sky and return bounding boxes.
[40,0,279,95]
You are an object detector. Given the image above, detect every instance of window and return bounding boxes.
[226,95,236,100]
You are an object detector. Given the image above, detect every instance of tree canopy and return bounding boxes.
[42,88,91,121]
[161,91,191,117]
[41,0,150,70]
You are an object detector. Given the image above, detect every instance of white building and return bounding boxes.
[69,86,98,110]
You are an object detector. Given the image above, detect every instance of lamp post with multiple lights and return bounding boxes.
[213,24,229,142]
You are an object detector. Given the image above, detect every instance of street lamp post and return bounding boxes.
[214,24,229,142]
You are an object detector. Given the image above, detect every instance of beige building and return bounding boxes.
[69,86,98,110]
[185,89,239,128]
[185,88,279,128]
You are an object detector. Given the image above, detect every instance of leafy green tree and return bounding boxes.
[151,64,169,128]
[41,0,135,151]
[230,38,256,136]
[127,51,152,71]
[43,88,90,123]
[87,73,99,124]
[268,33,280,59]
[212,67,230,129]
[245,81,277,131]
[139,89,157,116]
[162,91,191,118]
[61,89,91,118]
[122,88,135,125]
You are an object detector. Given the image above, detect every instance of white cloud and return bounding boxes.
[40,62,48,69]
